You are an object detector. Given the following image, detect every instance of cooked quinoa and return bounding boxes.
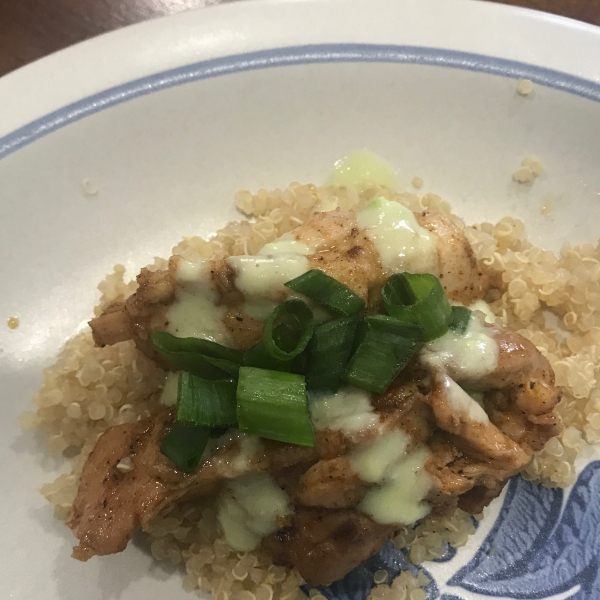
[516,78,535,96]
[513,157,544,184]
[20,182,600,599]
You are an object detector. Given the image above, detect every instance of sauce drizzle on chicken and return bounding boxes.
[74,205,561,586]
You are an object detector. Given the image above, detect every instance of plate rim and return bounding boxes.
[2,42,600,162]
[1,0,600,140]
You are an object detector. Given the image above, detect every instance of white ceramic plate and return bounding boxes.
[1,0,600,598]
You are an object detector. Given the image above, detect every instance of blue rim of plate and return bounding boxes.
[2,43,600,161]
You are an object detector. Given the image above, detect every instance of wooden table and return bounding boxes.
[0,0,599,78]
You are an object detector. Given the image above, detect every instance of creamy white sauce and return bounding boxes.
[326,151,401,190]
[309,387,379,434]
[438,374,489,423]
[159,372,179,407]
[350,430,409,483]
[203,431,262,477]
[232,435,262,472]
[259,233,314,256]
[255,235,334,322]
[469,299,497,325]
[420,313,499,383]
[217,473,292,551]
[357,197,438,275]
[166,258,229,343]
[227,254,309,320]
[352,433,431,526]
[469,391,486,406]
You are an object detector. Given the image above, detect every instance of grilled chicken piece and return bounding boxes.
[459,327,561,453]
[297,393,436,510]
[68,384,433,560]
[429,373,531,471]
[68,396,426,561]
[425,320,562,455]
[371,381,434,435]
[69,410,317,560]
[297,456,367,510]
[90,268,175,364]
[89,208,488,360]
[485,406,561,454]
[68,384,431,560]
[69,318,561,568]
[419,325,561,508]
[74,302,562,586]
[300,212,383,305]
[477,329,560,415]
[263,508,394,586]
[416,210,487,305]
[426,433,513,493]
[89,302,131,347]
[297,210,487,306]
[458,480,506,514]
[69,410,173,560]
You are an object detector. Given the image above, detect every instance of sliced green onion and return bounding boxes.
[152,332,243,379]
[244,341,292,372]
[236,367,315,446]
[152,332,243,363]
[160,421,211,473]
[448,306,472,335]
[343,316,421,394]
[290,350,309,376]
[263,299,314,362]
[381,273,452,342]
[359,315,424,340]
[210,426,229,438]
[284,270,365,316]
[306,316,358,392]
[176,372,238,427]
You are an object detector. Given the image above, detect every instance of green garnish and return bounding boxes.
[381,273,452,342]
[306,315,359,392]
[151,332,243,379]
[157,269,459,471]
[244,341,293,372]
[160,421,212,474]
[236,367,315,447]
[262,299,314,362]
[343,316,421,394]
[284,269,365,316]
[448,306,472,335]
[176,372,238,427]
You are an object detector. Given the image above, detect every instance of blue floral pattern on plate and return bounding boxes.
[306,459,600,600]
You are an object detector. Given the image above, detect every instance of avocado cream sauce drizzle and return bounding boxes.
[167,153,501,537]
[166,258,229,343]
[217,473,292,551]
[357,197,438,276]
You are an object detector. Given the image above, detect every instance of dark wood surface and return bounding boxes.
[0,0,599,78]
